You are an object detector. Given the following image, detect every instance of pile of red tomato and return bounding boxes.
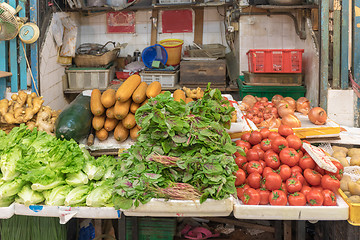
[234,125,343,206]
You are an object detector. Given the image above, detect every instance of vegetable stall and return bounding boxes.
[0,76,357,239]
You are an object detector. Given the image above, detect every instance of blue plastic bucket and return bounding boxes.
[141,44,168,68]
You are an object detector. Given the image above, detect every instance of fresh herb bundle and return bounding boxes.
[113,85,241,210]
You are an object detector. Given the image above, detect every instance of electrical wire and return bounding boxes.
[21,42,40,96]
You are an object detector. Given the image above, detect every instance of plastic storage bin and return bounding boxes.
[140,71,178,88]
[237,76,306,99]
[242,71,303,86]
[159,39,184,66]
[247,49,304,73]
[66,65,115,90]
[126,217,176,240]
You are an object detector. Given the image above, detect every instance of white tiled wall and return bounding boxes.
[39,13,74,111]
[238,15,306,73]
[78,8,227,56]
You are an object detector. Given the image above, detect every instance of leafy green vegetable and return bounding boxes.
[65,171,88,187]
[0,178,25,198]
[0,196,15,207]
[16,184,45,206]
[45,185,73,206]
[64,185,92,206]
[86,180,114,207]
[113,85,238,209]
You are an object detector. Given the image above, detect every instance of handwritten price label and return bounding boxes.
[303,143,337,173]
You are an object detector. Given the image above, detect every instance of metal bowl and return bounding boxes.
[268,0,303,5]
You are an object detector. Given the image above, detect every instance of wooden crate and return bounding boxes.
[180,60,226,87]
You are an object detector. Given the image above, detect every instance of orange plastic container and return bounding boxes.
[247,49,304,73]
[159,39,184,66]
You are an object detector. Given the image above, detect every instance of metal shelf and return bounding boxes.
[255,4,317,9]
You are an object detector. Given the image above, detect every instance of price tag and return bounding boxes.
[59,206,77,224]
[302,143,337,173]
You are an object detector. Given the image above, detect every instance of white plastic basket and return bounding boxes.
[140,71,178,88]
[66,66,115,90]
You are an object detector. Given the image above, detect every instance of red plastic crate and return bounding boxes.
[247,49,304,73]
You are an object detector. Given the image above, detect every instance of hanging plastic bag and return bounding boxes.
[60,16,78,57]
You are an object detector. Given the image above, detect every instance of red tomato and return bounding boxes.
[291,166,303,175]
[272,136,289,153]
[279,147,300,167]
[246,161,263,175]
[235,156,247,169]
[262,167,275,178]
[269,190,288,206]
[301,185,312,197]
[234,147,248,157]
[322,189,337,206]
[291,172,305,185]
[321,174,340,192]
[241,132,251,142]
[314,165,325,175]
[278,124,294,137]
[286,177,303,193]
[260,139,272,152]
[264,172,282,191]
[246,149,260,161]
[299,156,316,170]
[249,131,263,145]
[312,186,324,193]
[264,153,281,170]
[235,140,251,150]
[268,132,281,140]
[257,188,270,205]
[286,134,302,150]
[247,172,262,189]
[241,188,261,205]
[288,192,307,206]
[260,128,271,139]
[304,169,322,186]
[242,162,248,172]
[264,149,276,159]
[326,161,344,180]
[279,165,292,181]
[280,182,288,195]
[252,144,262,151]
[297,150,304,159]
[256,148,265,160]
[306,189,324,206]
[235,169,247,186]
[236,184,250,199]
[259,160,266,169]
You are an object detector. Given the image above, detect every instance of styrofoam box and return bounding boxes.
[15,204,121,219]
[140,71,178,88]
[123,198,234,217]
[66,66,115,90]
[233,195,349,220]
[0,203,15,219]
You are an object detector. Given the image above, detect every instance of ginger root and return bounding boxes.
[32,96,44,114]
[182,87,204,99]
[26,121,36,131]
[14,90,27,109]
[36,106,54,135]
[0,99,9,116]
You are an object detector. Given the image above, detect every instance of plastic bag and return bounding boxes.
[60,16,78,57]
[51,13,64,47]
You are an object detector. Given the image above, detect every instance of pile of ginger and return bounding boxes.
[0,91,60,135]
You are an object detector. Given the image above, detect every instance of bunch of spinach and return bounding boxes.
[113,86,240,210]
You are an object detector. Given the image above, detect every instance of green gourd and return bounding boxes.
[55,94,92,142]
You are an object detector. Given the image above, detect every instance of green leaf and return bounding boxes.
[113,196,133,210]
[135,163,145,173]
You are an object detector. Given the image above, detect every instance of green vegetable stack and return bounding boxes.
[0,125,117,207]
[113,85,239,209]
